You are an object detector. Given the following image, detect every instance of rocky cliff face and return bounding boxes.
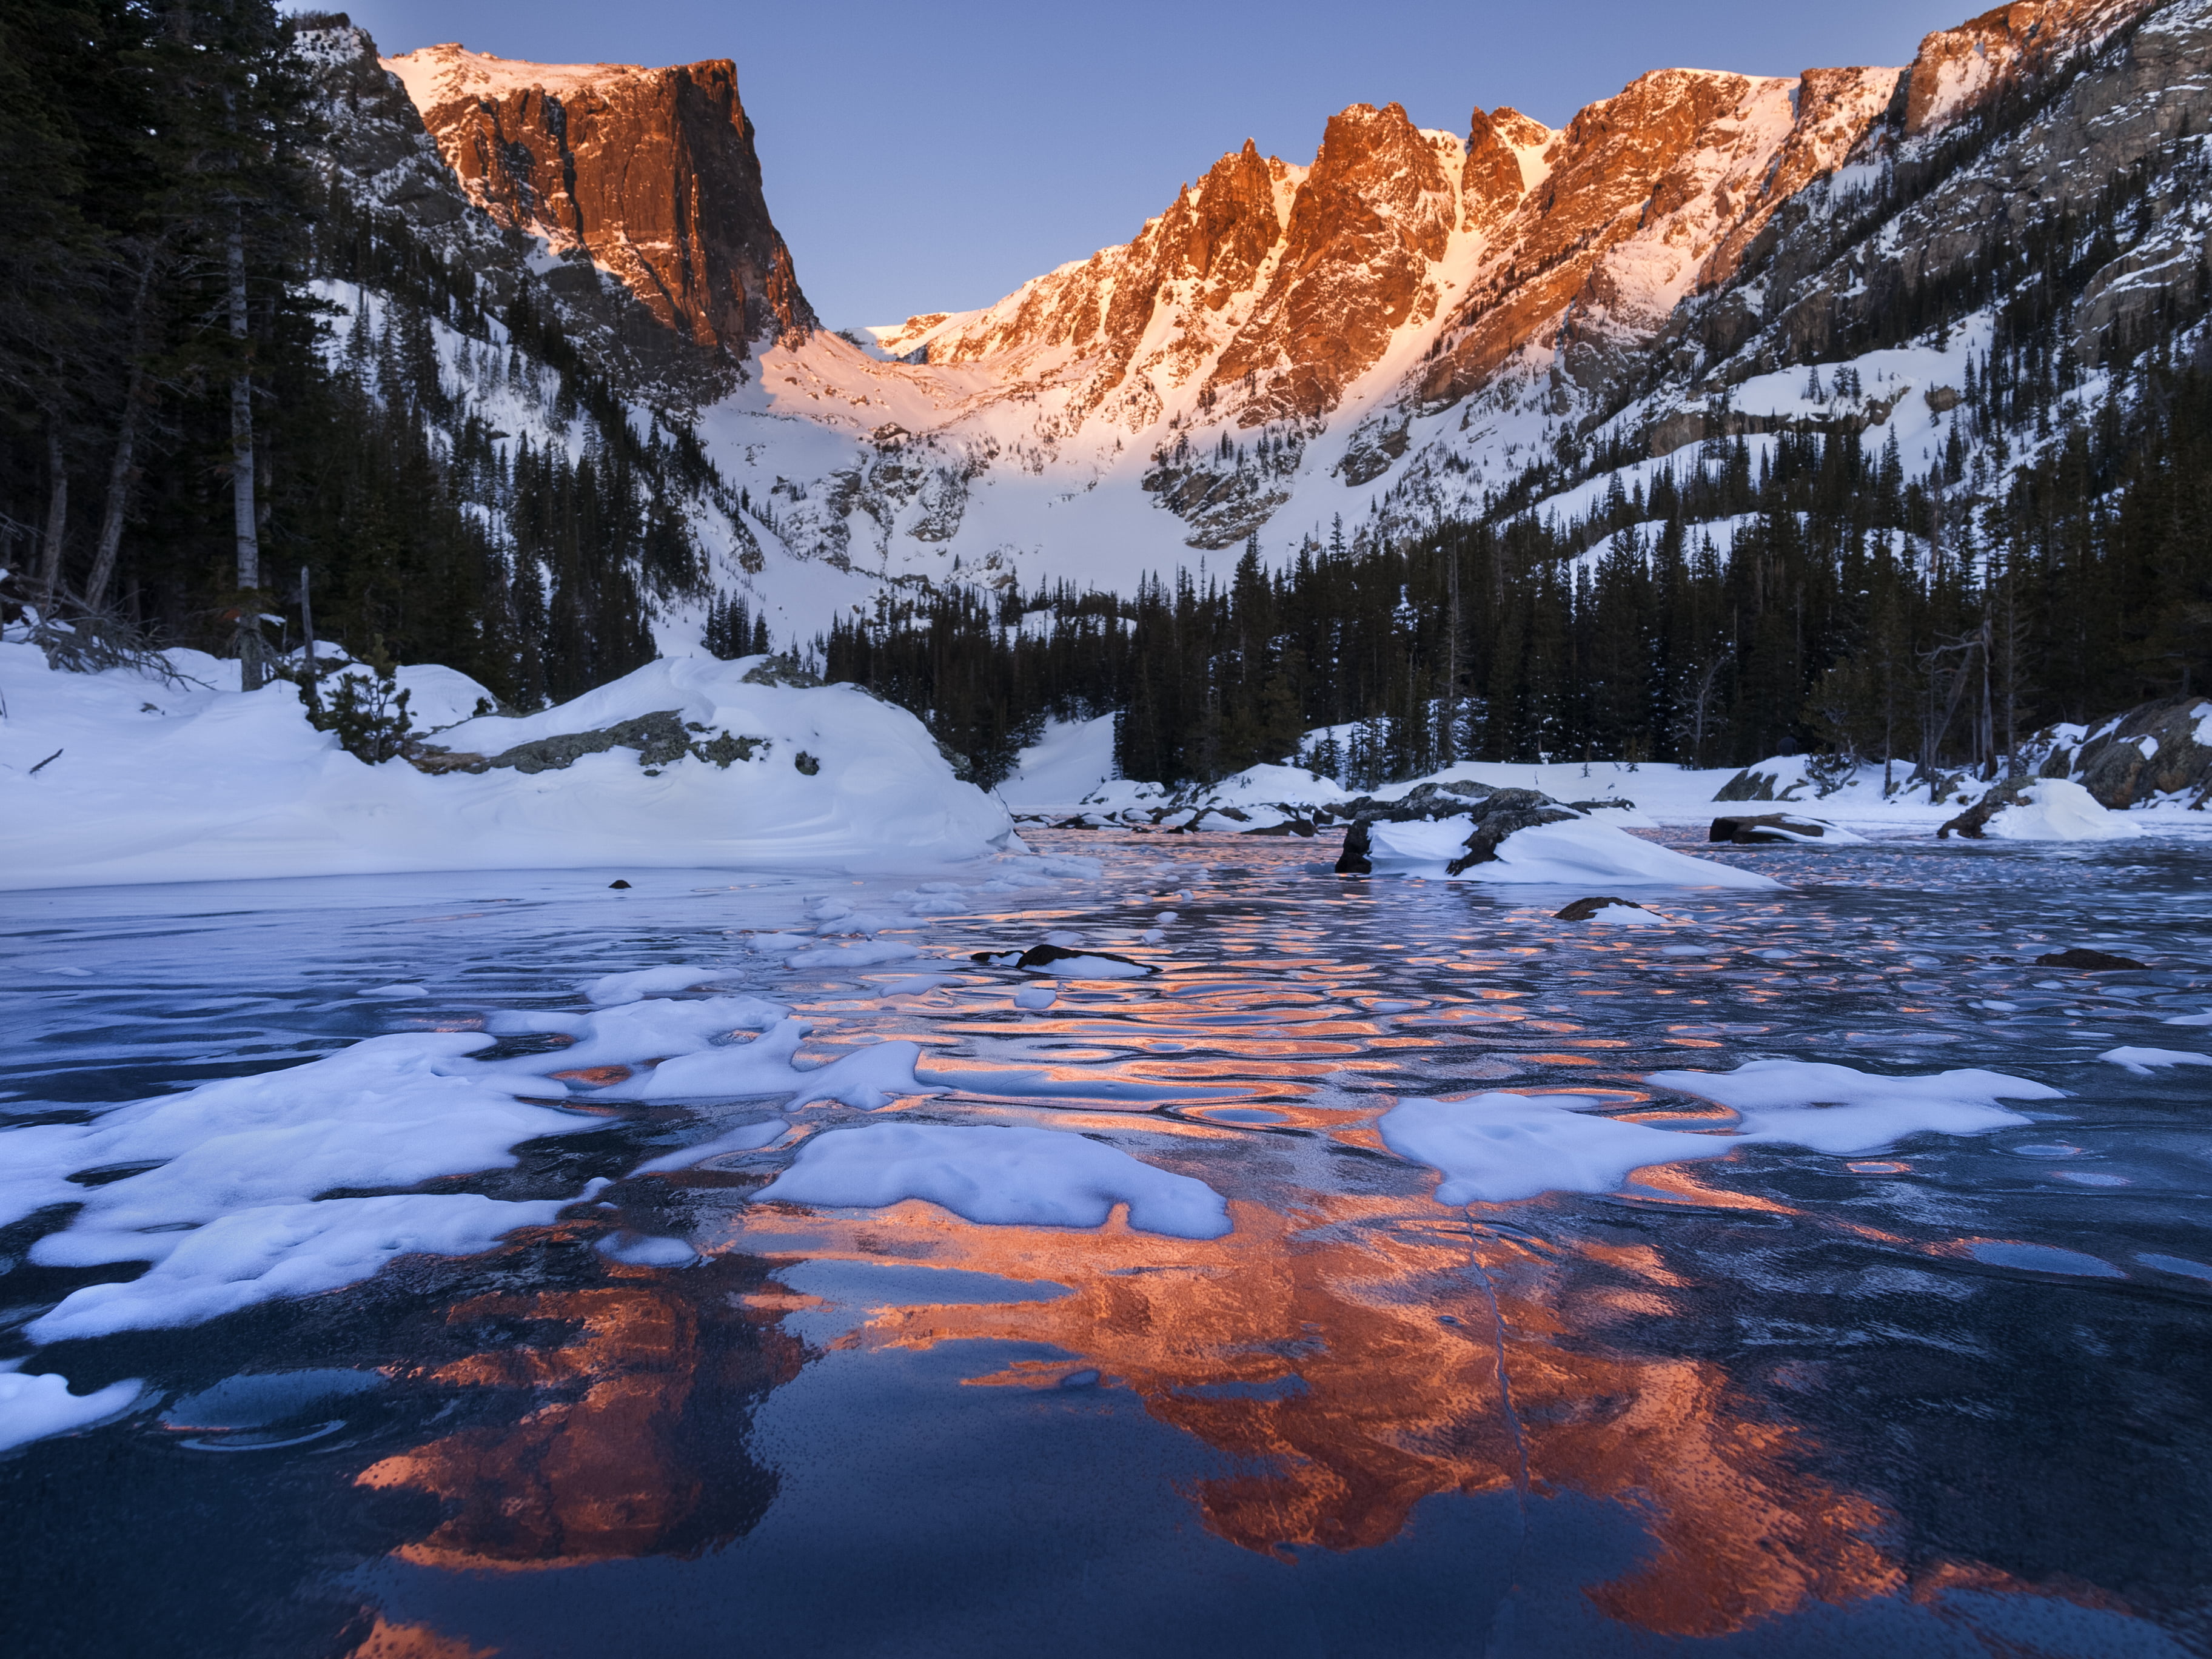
[384,44,814,358]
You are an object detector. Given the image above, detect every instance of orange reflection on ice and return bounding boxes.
[740,1191,1901,1634]
[357,1277,800,1571]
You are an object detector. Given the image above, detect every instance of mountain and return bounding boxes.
[232,0,2212,783]
[383,44,813,358]
[335,0,2178,619]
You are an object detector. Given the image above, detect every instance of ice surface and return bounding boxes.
[1965,1241,2125,1278]
[27,1194,572,1342]
[0,1370,143,1453]
[2097,1047,2212,1075]
[595,1232,700,1266]
[753,1123,1232,1238]
[1365,816,1777,889]
[632,1118,791,1175]
[0,645,1011,891]
[1982,780,2142,842]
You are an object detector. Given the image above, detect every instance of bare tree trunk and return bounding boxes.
[82,252,163,609]
[229,212,259,592]
[82,360,146,608]
[39,420,67,598]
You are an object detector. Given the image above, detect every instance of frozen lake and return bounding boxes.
[4,829,2210,1657]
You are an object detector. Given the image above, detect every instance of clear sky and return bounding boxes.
[318,0,1972,329]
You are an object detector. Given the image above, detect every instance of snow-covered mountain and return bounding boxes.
[304,0,2200,634]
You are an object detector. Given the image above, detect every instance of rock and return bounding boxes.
[409,711,772,775]
[2051,695,2212,808]
[1711,813,1839,844]
[1334,783,1580,875]
[740,654,825,689]
[970,944,1156,977]
[1555,896,1640,920]
[486,710,695,774]
[1713,767,1800,803]
[2034,948,2147,970]
[386,44,814,355]
[1938,779,2034,839]
[608,880,631,889]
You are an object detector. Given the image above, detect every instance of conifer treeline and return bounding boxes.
[822,340,2212,791]
[0,0,711,708]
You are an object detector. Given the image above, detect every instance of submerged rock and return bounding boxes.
[2035,948,2147,970]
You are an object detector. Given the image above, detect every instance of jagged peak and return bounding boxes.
[381,42,685,111]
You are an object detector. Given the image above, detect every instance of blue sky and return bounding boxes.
[321,0,1972,328]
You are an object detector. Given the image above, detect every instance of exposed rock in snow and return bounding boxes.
[1329,783,1775,887]
[1554,896,1672,925]
[0,646,1013,890]
[2034,695,2212,808]
[1709,813,1865,845]
[971,944,1156,979]
[1940,778,2143,840]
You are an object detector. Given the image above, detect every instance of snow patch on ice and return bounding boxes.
[0,1371,143,1453]
[1382,1061,2058,1206]
[752,1123,1232,1238]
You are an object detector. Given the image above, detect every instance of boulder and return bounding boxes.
[2045,695,2212,808]
[1555,896,1659,922]
[1335,784,1580,875]
[1711,813,1843,845]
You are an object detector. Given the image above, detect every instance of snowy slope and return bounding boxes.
[0,643,1013,890]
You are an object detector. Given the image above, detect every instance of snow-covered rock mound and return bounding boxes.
[1939,777,2142,842]
[1362,815,1774,888]
[0,646,1013,890]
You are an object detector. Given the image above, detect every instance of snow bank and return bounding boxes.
[1980,779,2142,841]
[1383,1061,2057,1205]
[0,1370,143,1453]
[997,714,1119,808]
[754,1123,1233,1238]
[0,645,1011,890]
[1366,816,1777,888]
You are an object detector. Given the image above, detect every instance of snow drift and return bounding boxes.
[0,645,1013,890]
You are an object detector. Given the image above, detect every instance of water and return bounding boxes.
[4,832,2210,1658]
